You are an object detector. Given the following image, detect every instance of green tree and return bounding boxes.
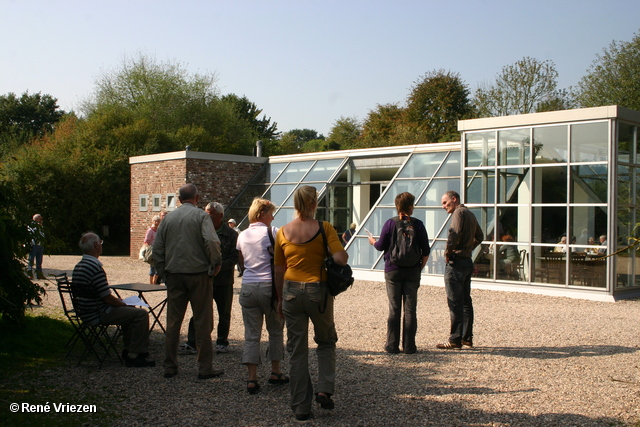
[405,69,473,142]
[360,103,406,148]
[277,129,325,155]
[0,91,65,156]
[221,94,279,140]
[474,57,559,117]
[327,116,362,149]
[573,30,640,110]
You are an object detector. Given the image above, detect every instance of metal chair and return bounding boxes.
[55,273,122,368]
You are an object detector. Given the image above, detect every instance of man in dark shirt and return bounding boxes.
[72,232,154,367]
[438,191,484,349]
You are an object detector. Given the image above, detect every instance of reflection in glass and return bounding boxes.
[497,206,530,243]
[418,178,460,206]
[268,163,288,182]
[571,122,608,162]
[466,169,495,204]
[275,161,314,183]
[466,131,496,167]
[498,168,529,204]
[413,208,450,240]
[468,207,495,241]
[570,164,608,204]
[532,166,566,203]
[436,151,461,177]
[618,122,634,163]
[498,128,530,166]
[617,165,631,205]
[425,240,447,275]
[397,152,446,178]
[264,184,299,205]
[378,180,430,205]
[532,206,566,244]
[472,243,494,279]
[304,159,344,182]
[361,208,398,237]
[570,205,607,248]
[281,183,325,207]
[533,125,568,163]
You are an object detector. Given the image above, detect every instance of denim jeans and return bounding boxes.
[444,258,474,345]
[28,244,44,274]
[384,267,421,353]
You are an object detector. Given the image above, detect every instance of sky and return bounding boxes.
[2,0,639,137]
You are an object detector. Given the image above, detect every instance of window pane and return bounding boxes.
[378,180,430,205]
[304,159,343,182]
[272,207,295,227]
[418,178,460,206]
[264,184,298,205]
[274,161,314,183]
[362,208,398,237]
[412,208,449,240]
[268,163,288,182]
[498,168,529,204]
[281,183,325,207]
[498,128,530,166]
[498,206,530,243]
[436,151,461,177]
[424,240,447,275]
[618,122,634,163]
[468,207,495,241]
[466,170,495,204]
[533,206,566,244]
[532,166,567,203]
[617,165,631,205]
[533,125,568,163]
[347,237,381,269]
[397,152,447,178]
[570,164,608,204]
[570,206,607,248]
[466,131,496,167]
[571,122,608,162]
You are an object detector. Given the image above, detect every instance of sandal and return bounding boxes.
[246,380,260,395]
[315,392,334,410]
[268,372,290,385]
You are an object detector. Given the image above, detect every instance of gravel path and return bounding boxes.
[21,255,640,426]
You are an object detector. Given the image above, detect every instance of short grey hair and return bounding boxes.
[79,232,100,253]
[205,202,224,215]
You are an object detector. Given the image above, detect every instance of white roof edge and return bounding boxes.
[458,105,640,132]
[129,150,268,165]
[268,141,461,163]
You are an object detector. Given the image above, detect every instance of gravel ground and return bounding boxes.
[17,255,640,426]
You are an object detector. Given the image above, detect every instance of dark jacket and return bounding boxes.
[213,223,239,286]
[445,204,484,259]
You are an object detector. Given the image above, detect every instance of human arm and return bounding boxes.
[103,293,127,307]
[202,215,222,270]
[219,227,239,273]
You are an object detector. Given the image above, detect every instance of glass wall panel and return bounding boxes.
[436,151,461,177]
[533,125,568,163]
[618,122,634,163]
[378,180,430,205]
[532,166,567,203]
[361,208,398,237]
[413,208,449,240]
[281,183,325,207]
[466,169,495,204]
[274,161,314,183]
[570,164,608,204]
[473,243,494,279]
[616,208,633,288]
[617,165,631,205]
[498,168,529,204]
[424,240,447,275]
[304,159,343,182]
[466,131,496,167]
[532,206,567,244]
[498,206,530,243]
[264,184,299,206]
[498,128,530,166]
[348,237,381,269]
[469,207,495,241]
[272,208,295,228]
[570,206,607,249]
[571,122,608,163]
[397,152,446,178]
[268,163,288,182]
[418,178,459,206]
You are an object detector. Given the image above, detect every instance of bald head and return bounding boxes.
[179,184,198,204]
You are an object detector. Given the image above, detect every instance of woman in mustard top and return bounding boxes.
[274,185,348,421]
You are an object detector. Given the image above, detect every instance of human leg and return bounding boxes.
[188,273,216,376]
[384,270,402,353]
[461,264,474,343]
[307,285,337,398]
[99,305,150,355]
[240,282,264,366]
[163,274,190,375]
[444,259,474,345]
[401,270,420,353]
[213,282,233,347]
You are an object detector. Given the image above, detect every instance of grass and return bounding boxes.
[0,313,119,426]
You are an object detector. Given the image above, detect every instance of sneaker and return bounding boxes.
[436,342,462,349]
[216,344,228,354]
[178,342,197,355]
[124,353,156,368]
[462,339,473,347]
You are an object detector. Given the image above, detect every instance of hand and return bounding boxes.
[368,236,376,246]
[213,264,221,277]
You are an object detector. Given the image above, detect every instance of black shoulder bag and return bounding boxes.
[318,220,354,301]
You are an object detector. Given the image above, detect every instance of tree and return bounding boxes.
[405,69,473,142]
[221,94,279,140]
[360,103,406,148]
[277,129,325,155]
[327,116,361,149]
[573,30,640,111]
[0,91,65,155]
[474,57,559,117]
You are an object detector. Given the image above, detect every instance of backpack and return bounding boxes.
[389,216,422,267]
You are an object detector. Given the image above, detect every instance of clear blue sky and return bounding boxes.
[2,0,638,136]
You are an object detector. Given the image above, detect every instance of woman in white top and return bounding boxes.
[236,198,288,395]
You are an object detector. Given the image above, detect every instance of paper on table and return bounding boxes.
[123,296,149,308]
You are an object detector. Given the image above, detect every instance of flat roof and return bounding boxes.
[129,150,268,165]
[458,105,640,131]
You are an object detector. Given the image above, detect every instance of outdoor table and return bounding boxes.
[109,283,167,334]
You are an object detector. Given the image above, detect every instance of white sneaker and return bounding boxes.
[216,345,228,354]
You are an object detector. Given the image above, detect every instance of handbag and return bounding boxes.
[318,220,354,297]
[140,245,154,265]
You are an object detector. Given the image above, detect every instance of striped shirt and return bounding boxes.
[71,255,112,325]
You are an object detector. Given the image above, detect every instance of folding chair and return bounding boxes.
[55,273,123,368]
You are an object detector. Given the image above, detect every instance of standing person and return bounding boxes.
[368,192,430,354]
[237,198,288,395]
[341,223,357,245]
[72,232,155,367]
[274,185,348,421]
[27,214,45,279]
[438,190,484,349]
[143,215,161,284]
[229,218,245,277]
[153,183,224,379]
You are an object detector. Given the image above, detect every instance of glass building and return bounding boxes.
[197,106,640,301]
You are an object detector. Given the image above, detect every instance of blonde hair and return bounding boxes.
[293,185,317,219]
[152,215,161,223]
[248,198,276,223]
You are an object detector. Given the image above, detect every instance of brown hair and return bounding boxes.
[395,192,415,214]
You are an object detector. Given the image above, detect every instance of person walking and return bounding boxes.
[368,192,430,354]
[437,190,484,349]
[274,185,348,421]
[27,214,45,279]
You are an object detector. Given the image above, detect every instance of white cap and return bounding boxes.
[228,219,236,224]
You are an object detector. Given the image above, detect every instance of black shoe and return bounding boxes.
[315,393,334,410]
[403,348,417,354]
[164,372,177,378]
[462,339,473,347]
[198,369,224,379]
[295,413,311,421]
[385,347,401,354]
[125,354,156,368]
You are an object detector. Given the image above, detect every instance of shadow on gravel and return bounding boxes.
[480,344,639,359]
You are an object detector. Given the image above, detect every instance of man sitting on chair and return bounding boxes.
[72,232,155,368]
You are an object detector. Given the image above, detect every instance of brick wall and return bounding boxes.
[129,153,265,257]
